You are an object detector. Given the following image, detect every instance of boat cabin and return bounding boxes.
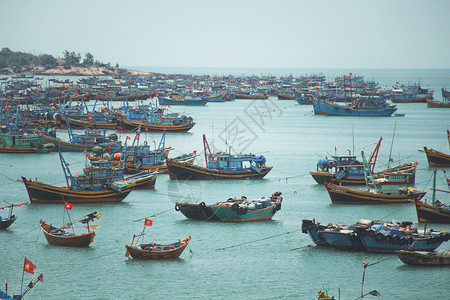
[207,152,267,172]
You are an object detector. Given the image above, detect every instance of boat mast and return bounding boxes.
[368,137,382,173]
[59,152,74,188]
[387,122,396,169]
[431,169,437,206]
[63,113,74,143]
[362,151,378,193]
[203,134,217,169]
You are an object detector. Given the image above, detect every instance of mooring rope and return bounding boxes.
[216,229,300,250]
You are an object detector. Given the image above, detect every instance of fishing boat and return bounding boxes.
[175,192,282,222]
[397,250,450,266]
[234,91,269,99]
[324,151,425,204]
[390,91,429,103]
[302,218,450,253]
[21,153,133,203]
[427,98,450,108]
[414,170,450,223]
[40,211,101,247]
[167,134,272,180]
[0,128,54,153]
[423,147,450,167]
[312,97,397,117]
[159,93,208,106]
[39,126,121,152]
[125,234,191,260]
[1,262,44,300]
[354,222,449,253]
[310,137,418,185]
[0,203,27,230]
[116,106,195,132]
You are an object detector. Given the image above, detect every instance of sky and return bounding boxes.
[1,0,450,69]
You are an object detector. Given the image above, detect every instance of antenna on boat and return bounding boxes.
[352,125,355,156]
[387,122,396,169]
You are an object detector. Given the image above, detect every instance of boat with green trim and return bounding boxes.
[175,192,282,221]
[0,128,54,153]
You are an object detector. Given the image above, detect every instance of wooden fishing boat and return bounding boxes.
[427,99,450,108]
[125,236,191,260]
[97,93,138,101]
[414,170,450,223]
[423,147,450,167]
[324,151,425,204]
[64,116,118,129]
[397,250,450,266]
[234,92,269,99]
[390,94,429,103]
[0,203,27,230]
[39,211,101,247]
[0,129,54,153]
[21,153,133,204]
[167,134,272,180]
[40,221,95,247]
[159,93,208,106]
[175,192,282,222]
[277,92,295,100]
[117,116,195,132]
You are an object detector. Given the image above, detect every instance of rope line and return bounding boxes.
[216,229,300,250]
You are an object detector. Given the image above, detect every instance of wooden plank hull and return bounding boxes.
[234,93,269,99]
[423,147,450,166]
[42,227,95,247]
[427,100,450,108]
[414,200,450,223]
[21,177,132,203]
[390,95,428,103]
[167,159,272,180]
[125,238,190,260]
[39,135,99,152]
[66,117,118,130]
[324,183,426,204]
[0,146,52,153]
[398,250,450,266]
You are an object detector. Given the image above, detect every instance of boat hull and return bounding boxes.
[427,100,450,108]
[21,177,132,203]
[357,230,446,253]
[118,118,195,132]
[324,183,426,204]
[210,204,277,222]
[312,99,396,116]
[0,217,17,230]
[175,202,219,221]
[397,250,450,266]
[42,227,95,247]
[167,159,272,180]
[414,200,450,223]
[390,95,428,103]
[318,231,365,251]
[423,147,450,167]
[301,219,330,246]
[39,135,98,152]
[125,239,190,260]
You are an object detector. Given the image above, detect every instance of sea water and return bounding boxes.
[0,68,449,299]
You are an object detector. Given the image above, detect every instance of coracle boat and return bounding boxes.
[0,203,27,230]
[175,192,283,222]
[414,170,450,223]
[167,134,272,180]
[125,235,191,260]
[324,151,425,204]
[22,153,133,204]
[302,219,450,253]
[397,250,450,266]
[40,211,101,247]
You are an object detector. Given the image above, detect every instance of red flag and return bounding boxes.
[64,202,73,210]
[23,257,36,274]
[144,218,153,226]
[145,127,149,132]
[135,136,139,140]
[88,116,93,120]
[126,136,131,140]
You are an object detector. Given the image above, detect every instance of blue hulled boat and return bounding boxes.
[302,219,450,253]
[312,97,397,116]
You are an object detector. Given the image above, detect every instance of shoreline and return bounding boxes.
[0,65,150,76]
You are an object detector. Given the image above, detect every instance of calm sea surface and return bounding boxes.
[1,68,449,299]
